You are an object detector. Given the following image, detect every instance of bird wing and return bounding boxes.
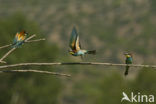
[75,35,81,51]
[13,32,19,44]
[17,33,26,41]
[126,57,132,64]
[69,27,81,51]
[13,32,26,44]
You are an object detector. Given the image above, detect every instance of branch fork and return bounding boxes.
[0,34,45,63]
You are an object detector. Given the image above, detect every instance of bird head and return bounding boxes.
[20,30,28,36]
[68,50,75,55]
[124,53,132,58]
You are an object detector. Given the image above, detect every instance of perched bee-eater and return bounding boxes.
[12,30,28,48]
[124,53,133,76]
[69,27,96,58]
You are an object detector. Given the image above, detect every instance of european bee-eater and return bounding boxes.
[69,27,96,57]
[12,30,28,48]
[124,53,133,76]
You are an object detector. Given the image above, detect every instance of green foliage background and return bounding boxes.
[0,0,156,104]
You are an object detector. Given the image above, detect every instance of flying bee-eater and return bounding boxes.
[124,53,133,76]
[69,26,96,58]
[12,30,28,48]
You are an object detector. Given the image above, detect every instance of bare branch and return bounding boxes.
[0,62,156,69]
[0,48,16,63]
[0,35,36,63]
[0,44,12,50]
[0,69,71,77]
[26,38,46,43]
[0,36,45,50]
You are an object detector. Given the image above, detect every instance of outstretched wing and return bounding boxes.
[69,27,81,51]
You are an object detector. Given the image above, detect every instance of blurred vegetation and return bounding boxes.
[0,14,62,104]
[0,0,156,104]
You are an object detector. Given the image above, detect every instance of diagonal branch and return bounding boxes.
[26,38,46,43]
[0,34,36,63]
[0,69,71,77]
[0,38,46,50]
[0,62,156,69]
[0,44,12,50]
[25,34,36,42]
[0,48,16,63]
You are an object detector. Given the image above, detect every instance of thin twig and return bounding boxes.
[0,61,7,64]
[0,44,12,49]
[0,62,156,69]
[0,35,36,63]
[0,38,45,50]
[26,38,46,43]
[25,34,36,42]
[0,69,71,77]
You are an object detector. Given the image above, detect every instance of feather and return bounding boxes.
[75,35,81,51]
[124,66,129,76]
[69,26,81,51]
[12,31,27,48]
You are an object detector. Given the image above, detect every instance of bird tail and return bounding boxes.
[87,50,96,55]
[124,66,129,76]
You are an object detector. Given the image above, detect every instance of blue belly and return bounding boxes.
[73,50,85,56]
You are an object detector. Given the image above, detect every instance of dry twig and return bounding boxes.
[0,69,71,77]
[0,62,156,69]
[26,38,46,43]
[0,34,36,63]
[0,38,45,50]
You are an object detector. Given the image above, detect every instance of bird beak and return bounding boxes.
[69,51,74,54]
